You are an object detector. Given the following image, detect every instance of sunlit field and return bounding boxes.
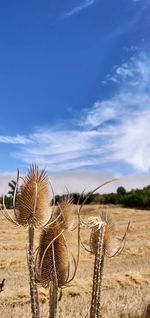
[0,205,150,317]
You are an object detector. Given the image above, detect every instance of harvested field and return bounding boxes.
[0,205,150,317]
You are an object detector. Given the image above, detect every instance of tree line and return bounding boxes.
[53,185,150,210]
[1,180,150,210]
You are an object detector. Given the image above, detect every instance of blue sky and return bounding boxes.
[0,0,150,193]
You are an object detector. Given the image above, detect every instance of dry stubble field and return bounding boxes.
[0,205,150,318]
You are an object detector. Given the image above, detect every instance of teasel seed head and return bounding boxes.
[16,164,50,227]
[89,211,129,257]
[55,195,74,231]
[36,222,69,288]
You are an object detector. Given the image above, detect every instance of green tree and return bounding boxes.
[8,180,17,198]
[1,195,12,209]
[117,186,126,196]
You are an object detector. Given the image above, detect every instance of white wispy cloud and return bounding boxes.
[11,129,108,171]
[105,53,150,86]
[0,51,150,175]
[109,111,150,171]
[64,0,96,17]
[0,135,32,144]
[82,51,150,172]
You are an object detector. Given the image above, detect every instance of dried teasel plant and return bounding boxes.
[54,194,75,231]
[36,194,78,318]
[16,165,50,227]
[32,177,118,318]
[77,179,118,253]
[2,164,51,318]
[83,211,130,318]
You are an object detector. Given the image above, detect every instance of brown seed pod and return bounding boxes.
[89,211,128,257]
[89,212,113,254]
[37,222,69,288]
[55,195,74,231]
[16,164,50,227]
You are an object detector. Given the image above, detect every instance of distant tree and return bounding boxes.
[51,195,61,205]
[117,186,126,196]
[8,180,17,198]
[143,185,150,192]
[103,193,118,204]
[123,189,150,209]
[72,193,83,204]
[1,195,12,209]
[50,184,150,210]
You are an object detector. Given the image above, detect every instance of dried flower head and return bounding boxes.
[89,211,129,257]
[16,164,50,227]
[37,222,69,288]
[55,195,74,231]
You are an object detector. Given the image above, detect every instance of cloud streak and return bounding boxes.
[0,50,150,174]
[12,129,108,171]
[64,0,96,17]
[0,135,32,144]
[82,51,150,172]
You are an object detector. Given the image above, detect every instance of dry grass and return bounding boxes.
[0,205,150,317]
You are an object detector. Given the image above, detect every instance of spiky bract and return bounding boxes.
[16,165,50,227]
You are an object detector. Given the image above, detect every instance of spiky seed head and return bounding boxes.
[55,195,74,230]
[37,222,68,288]
[89,211,121,257]
[16,164,50,227]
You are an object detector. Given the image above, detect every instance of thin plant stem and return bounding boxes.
[49,241,58,318]
[28,225,40,318]
[49,283,58,318]
[90,225,105,318]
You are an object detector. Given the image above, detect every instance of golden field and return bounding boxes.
[0,205,150,318]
